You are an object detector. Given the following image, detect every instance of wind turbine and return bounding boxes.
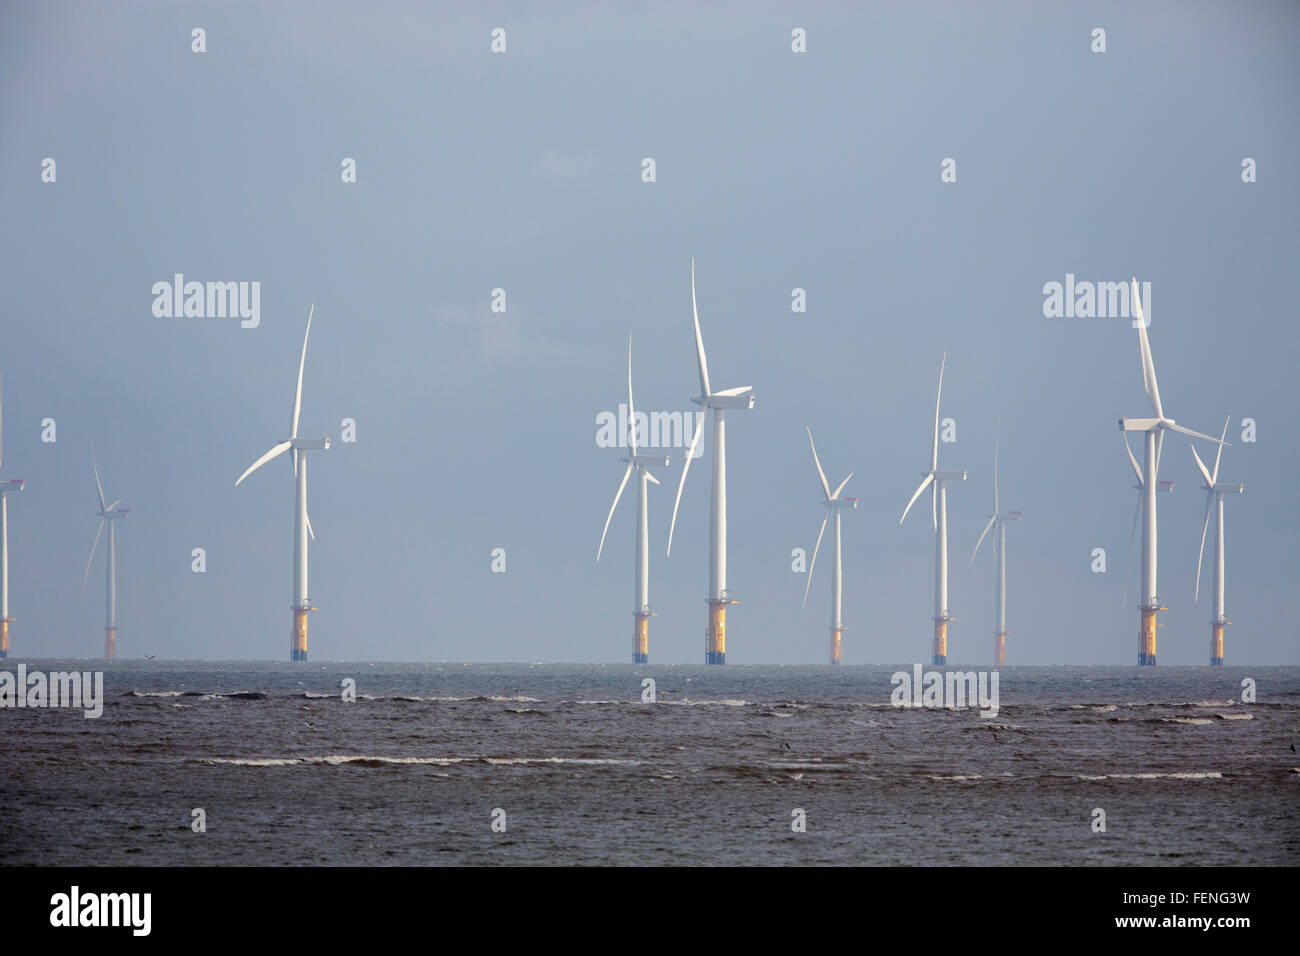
[1118,278,1222,665]
[82,443,128,661]
[1191,417,1243,665]
[667,259,755,665]
[969,428,1020,665]
[801,427,856,664]
[900,352,966,665]
[0,375,25,659]
[236,305,332,661]
[597,337,669,663]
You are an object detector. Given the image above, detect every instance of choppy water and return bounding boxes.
[2,661,1297,865]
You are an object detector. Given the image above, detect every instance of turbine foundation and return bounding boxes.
[291,608,309,662]
[1138,606,1158,665]
[706,600,726,665]
[633,612,649,664]
[932,618,948,665]
[1210,621,1225,666]
[0,619,9,659]
[104,627,116,661]
[994,631,1006,666]
[829,627,843,665]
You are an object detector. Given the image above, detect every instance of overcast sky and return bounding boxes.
[2,1,1297,664]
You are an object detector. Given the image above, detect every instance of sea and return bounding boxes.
[1,661,1296,866]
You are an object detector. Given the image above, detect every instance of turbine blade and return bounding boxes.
[91,441,106,511]
[306,510,316,542]
[235,441,292,486]
[691,259,712,398]
[597,463,633,561]
[1123,432,1143,485]
[802,509,829,608]
[1190,444,1213,488]
[645,471,660,485]
[0,372,4,472]
[1211,415,1229,483]
[1164,421,1223,444]
[1154,428,1164,475]
[1121,491,1141,608]
[806,427,831,499]
[105,498,122,513]
[667,409,708,556]
[627,336,637,457]
[831,472,853,500]
[900,473,934,526]
[932,481,937,532]
[970,514,997,567]
[290,304,314,461]
[1132,278,1163,420]
[931,352,946,471]
[1194,491,1213,603]
[993,425,1000,515]
[82,518,105,598]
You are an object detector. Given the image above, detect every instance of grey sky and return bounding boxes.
[2,1,1297,664]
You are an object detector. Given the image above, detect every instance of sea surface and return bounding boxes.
[1,661,1297,866]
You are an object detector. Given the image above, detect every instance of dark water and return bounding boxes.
[2,661,1296,866]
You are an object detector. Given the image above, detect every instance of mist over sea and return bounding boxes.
[2,661,1296,866]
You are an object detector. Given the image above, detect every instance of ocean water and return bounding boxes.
[1,661,1296,866]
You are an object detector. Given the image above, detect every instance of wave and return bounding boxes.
[199,754,641,768]
[1076,772,1224,781]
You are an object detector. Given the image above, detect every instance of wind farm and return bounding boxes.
[667,260,755,665]
[969,430,1019,666]
[0,375,23,660]
[235,305,332,662]
[801,427,856,664]
[597,337,669,663]
[81,444,128,661]
[1192,417,1243,666]
[900,353,966,666]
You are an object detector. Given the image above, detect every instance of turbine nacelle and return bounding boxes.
[0,478,24,495]
[931,469,968,482]
[691,387,755,410]
[622,453,670,468]
[290,437,332,451]
[1208,483,1243,495]
[823,496,858,510]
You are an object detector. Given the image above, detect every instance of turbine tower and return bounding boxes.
[82,443,128,661]
[597,337,669,663]
[0,375,25,659]
[236,305,332,662]
[1118,278,1221,665]
[801,427,857,664]
[1192,417,1243,665]
[900,352,966,665]
[969,429,1020,665]
[667,259,755,665]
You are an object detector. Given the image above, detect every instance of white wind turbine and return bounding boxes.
[82,442,128,661]
[899,352,966,665]
[0,375,26,659]
[1118,278,1221,665]
[667,259,755,665]
[801,427,856,664]
[1191,417,1242,665]
[969,428,1020,665]
[596,337,669,663]
[235,305,332,661]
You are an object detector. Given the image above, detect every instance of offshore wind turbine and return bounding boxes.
[900,352,966,665]
[667,259,755,665]
[1191,417,1243,665]
[0,375,25,659]
[596,337,669,663]
[1118,278,1221,665]
[801,427,857,664]
[236,305,332,661]
[968,429,1020,665]
[82,443,128,661]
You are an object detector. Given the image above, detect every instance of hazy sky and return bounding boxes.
[2,1,1297,664]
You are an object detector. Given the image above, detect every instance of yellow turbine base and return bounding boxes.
[1139,607,1158,665]
[634,613,649,663]
[706,601,727,664]
[0,619,8,657]
[104,627,116,661]
[1211,622,1226,665]
[932,619,948,665]
[995,632,1006,667]
[829,628,843,665]
[292,608,309,661]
